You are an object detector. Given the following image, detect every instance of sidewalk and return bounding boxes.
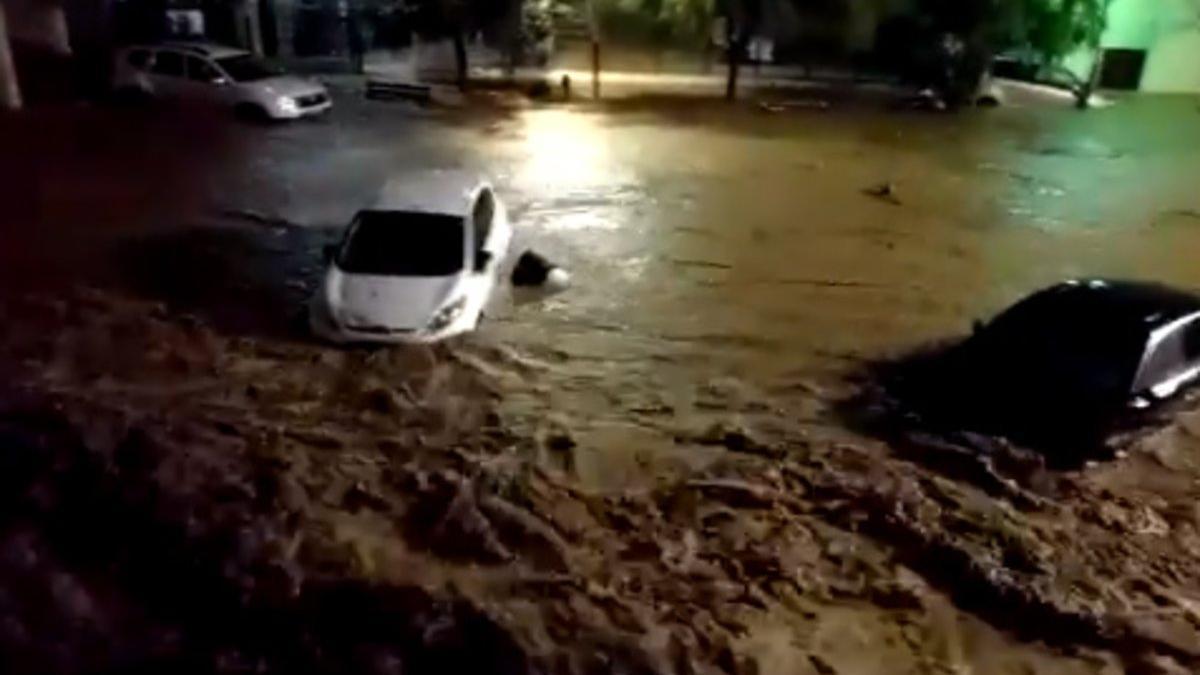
[353,59,1109,110]
[364,60,910,101]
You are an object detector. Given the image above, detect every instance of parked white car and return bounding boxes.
[112,42,331,120]
[309,173,513,343]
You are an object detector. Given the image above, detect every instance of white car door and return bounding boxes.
[145,49,189,100]
[473,188,511,263]
[182,55,234,107]
[462,188,509,316]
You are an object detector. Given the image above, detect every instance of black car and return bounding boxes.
[896,280,1200,462]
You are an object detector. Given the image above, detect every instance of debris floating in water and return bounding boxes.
[512,250,570,291]
[864,182,902,205]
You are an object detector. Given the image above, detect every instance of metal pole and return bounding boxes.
[587,0,599,99]
[591,40,600,99]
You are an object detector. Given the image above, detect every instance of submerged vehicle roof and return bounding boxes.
[991,279,1200,335]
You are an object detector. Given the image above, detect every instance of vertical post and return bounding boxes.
[452,30,467,90]
[0,5,21,110]
[505,0,518,80]
[587,0,599,99]
[591,40,599,99]
[725,43,740,101]
[346,4,364,74]
[725,20,741,102]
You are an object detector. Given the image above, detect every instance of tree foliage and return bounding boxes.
[883,0,1109,104]
[594,0,717,48]
[408,0,512,39]
[912,0,1109,63]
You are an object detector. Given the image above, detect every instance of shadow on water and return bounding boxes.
[113,224,343,341]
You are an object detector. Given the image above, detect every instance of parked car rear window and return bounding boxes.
[150,51,184,77]
[1184,318,1200,361]
[215,55,282,82]
[337,211,465,276]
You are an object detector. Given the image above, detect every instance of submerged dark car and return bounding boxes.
[899,280,1200,462]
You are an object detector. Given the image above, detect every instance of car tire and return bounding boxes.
[234,103,272,123]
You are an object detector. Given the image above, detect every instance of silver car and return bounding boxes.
[112,42,331,120]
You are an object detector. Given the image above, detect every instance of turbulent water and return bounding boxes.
[3,92,1200,673]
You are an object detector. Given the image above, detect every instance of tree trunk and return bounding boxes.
[452,30,468,91]
[346,11,364,75]
[725,36,744,101]
[591,40,600,99]
[504,2,519,80]
[1076,48,1103,109]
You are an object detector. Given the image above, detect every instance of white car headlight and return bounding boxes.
[427,296,467,332]
[277,96,298,113]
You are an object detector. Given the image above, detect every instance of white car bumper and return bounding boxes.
[308,297,478,344]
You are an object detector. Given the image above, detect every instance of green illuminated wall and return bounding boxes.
[1091,0,1200,92]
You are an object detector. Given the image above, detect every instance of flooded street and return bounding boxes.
[475,97,1200,487]
[4,91,1200,673]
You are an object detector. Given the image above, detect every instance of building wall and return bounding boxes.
[1066,0,1200,92]
[1135,0,1200,92]
[4,0,70,54]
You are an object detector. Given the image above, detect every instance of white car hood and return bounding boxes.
[328,269,460,330]
[253,75,325,98]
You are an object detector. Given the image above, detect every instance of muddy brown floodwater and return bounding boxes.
[480,96,1200,481]
[2,93,1200,674]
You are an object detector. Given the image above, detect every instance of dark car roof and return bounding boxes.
[996,279,1200,335]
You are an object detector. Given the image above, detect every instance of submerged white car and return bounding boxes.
[309,173,512,343]
[112,42,331,120]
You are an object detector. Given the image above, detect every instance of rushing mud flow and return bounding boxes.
[3,288,1199,674]
[4,94,1200,673]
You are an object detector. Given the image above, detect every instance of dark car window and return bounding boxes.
[127,49,152,70]
[215,55,282,82]
[187,56,223,83]
[1184,319,1200,362]
[971,295,1145,405]
[150,51,185,77]
[336,211,465,276]
[472,189,494,252]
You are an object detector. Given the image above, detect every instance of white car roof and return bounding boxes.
[373,171,487,217]
[142,42,250,60]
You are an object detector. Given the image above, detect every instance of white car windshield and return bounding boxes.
[215,55,283,82]
[337,211,466,276]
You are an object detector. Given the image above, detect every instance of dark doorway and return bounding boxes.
[1099,48,1146,90]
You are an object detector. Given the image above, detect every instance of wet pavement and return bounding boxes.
[4,89,1200,673]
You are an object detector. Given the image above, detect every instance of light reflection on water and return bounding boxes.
[473,98,1200,487]
[514,109,622,193]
